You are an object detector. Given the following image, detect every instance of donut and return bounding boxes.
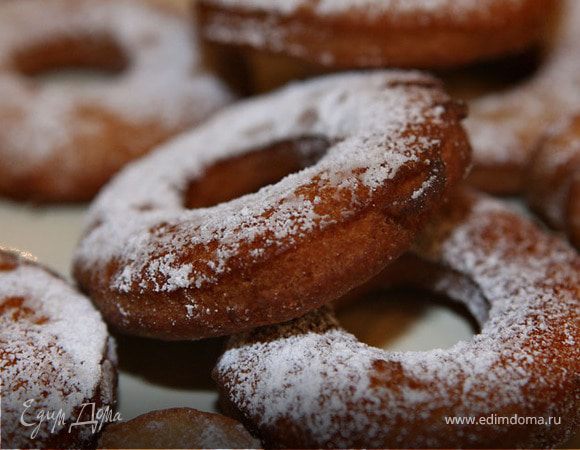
[0,249,117,449]
[73,71,471,340]
[214,190,580,448]
[98,408,260,448]
[465,0,580,194]
[527,114,580,249]
[196,0,556,81]
[0,0,233,202]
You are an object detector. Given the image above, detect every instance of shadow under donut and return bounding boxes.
[113,332,226,391]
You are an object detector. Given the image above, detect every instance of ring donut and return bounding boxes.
[465,0,580,194]
[73,71,470,340]
[528,114,580,248]
[214,191,580,448]
[98,408,260,448]
[197,0,555,70]
[0,250,117,449]
[0,0,233,202]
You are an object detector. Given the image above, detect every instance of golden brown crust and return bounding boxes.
[98,408,260,449]
[527,114,580,248]
[73,72,470,340]
[197,0,556,70]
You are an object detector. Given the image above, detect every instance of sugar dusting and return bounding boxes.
[203,0,524,20]
[74,71,450,299]
[0,0,233,173]
[0,253,112,448]
[215,195,579,447]
[466,0,580,167]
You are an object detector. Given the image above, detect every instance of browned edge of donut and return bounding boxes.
[467,162,526,194]
[527,115,580,248]
[196,0,557,70]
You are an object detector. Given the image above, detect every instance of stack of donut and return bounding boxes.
[1,0,578,448]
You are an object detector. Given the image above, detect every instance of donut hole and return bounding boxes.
[12,35,128,84]
[336,289,478,351]
[184,137,330,209]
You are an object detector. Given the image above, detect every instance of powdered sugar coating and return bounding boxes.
[215,194,580,448]
[0,0,233,174]
[466,0,580,169]
[204,0,525,21]
[0,251,114,448]
[74,71,453,299]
